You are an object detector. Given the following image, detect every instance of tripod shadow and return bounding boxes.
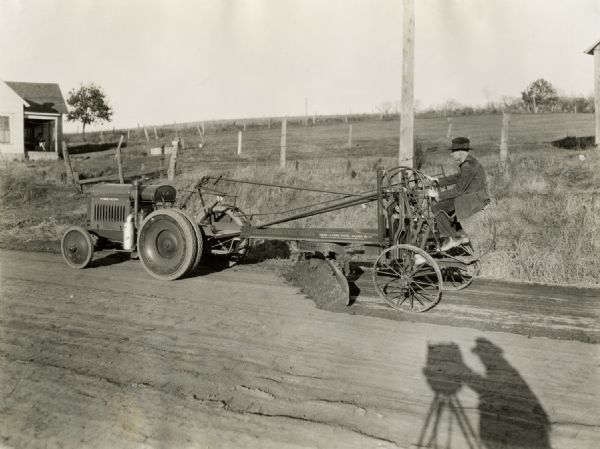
[418,339,551,449]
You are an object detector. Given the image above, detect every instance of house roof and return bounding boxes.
[5,81,68,114]
[584,38,600,55]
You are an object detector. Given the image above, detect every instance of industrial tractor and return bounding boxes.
[61,180,249,281]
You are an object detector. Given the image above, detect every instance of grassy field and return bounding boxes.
[1,113,598,286]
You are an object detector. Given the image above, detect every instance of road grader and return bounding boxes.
[61,167,480,312]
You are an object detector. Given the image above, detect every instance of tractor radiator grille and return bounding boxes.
[93,203,127,223]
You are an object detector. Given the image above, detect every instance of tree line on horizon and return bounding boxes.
[378,78,595,118]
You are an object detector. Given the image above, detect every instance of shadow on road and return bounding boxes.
[418,338,551,449]
[90,251,132,268]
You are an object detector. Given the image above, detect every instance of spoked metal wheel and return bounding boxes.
[372,244,442,312]
[61,226,95,269]
[384,167,430,218]
[440,242,481,291]
[198,205,250,266]
[137,209,198,280]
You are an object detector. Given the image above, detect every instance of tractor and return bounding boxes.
[61,180,248,281]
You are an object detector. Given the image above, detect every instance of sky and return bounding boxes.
[1,0,599,132]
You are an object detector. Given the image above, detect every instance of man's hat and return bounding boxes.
[451,137,470,152]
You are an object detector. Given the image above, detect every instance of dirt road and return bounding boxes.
[1,249,598,449]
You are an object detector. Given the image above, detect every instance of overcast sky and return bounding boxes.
[1,0,599,131]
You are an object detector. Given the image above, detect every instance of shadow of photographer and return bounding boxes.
[418,338,551,449]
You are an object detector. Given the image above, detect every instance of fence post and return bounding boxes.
[144,126,150,142]
[500,112,511,175]
[243,121,246,132]
[127,130,130,140]
[268,118,271,129]
[348,124,353,148]
[280,119,287,169]
[61,141,75,185]
[446,118,452,140]
[305,97,308,126]
[168,144,179,181]
[115,135,125,184]
[100,130,104,142]
[237,131,243,156]
[312,113,316,125]
[154,127,158,141]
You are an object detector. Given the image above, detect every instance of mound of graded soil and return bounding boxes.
[284,257,349,312]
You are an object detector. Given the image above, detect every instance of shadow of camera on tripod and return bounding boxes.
[417,339,551,449]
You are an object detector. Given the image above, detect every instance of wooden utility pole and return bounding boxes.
[115,135,125,184]
[399,0,415,167]
[280,119,287,169]
[585,40,600,146]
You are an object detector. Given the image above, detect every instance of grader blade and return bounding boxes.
[324,258,351,306]
[285,257,350,311]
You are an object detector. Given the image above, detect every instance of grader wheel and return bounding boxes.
[137,209,198,280]
[372,244,442,312]
[441,242,481,291]
[61,226,94,269]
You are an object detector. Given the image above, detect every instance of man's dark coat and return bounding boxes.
[438,154,490,220]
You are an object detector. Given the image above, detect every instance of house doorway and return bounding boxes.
[24,118,56,152]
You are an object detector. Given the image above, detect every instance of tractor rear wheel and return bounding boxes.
[61,226,94,269]
[137,209,197,280]
[172,209,203,274]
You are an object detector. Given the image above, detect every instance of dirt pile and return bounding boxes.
[284,257,349,312]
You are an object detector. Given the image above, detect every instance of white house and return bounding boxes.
[0,80,68,160]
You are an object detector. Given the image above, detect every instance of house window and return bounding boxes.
[0,116,9,143]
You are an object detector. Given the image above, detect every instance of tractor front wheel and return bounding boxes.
[61,226,95,269]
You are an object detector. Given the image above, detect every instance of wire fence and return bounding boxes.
[63,112,596,186]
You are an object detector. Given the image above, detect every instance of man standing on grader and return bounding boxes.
[426,137,491,255]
